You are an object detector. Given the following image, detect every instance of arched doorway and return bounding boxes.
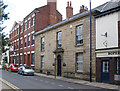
[57,55,62,76]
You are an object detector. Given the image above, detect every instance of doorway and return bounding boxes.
[101,60,110,83]
[57,55,62,76]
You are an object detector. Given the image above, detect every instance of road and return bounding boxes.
[0,69,117,91]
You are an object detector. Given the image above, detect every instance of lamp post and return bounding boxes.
[90,0,92,82]
[54,54,56,79]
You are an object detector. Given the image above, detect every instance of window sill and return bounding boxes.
[75,44,83,47]
[31,44,34,46]
[24,64,26,66]
[31,64,35,66]
[24,47,26,49]
[76,71,83,74]
[20,48,23,50]
[28,46,30,48]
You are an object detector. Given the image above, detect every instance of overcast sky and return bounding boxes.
[3,0,110,35]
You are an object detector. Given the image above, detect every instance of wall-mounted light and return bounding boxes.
[101,32,107,37]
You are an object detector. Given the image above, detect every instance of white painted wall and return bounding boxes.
[96,12,119,49]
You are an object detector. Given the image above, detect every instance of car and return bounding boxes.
[18,66,34,76]
[8,64,19,72]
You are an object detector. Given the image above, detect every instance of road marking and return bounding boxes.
[0,77,22,91]
[58,85,63,87]
[68,87,74,89]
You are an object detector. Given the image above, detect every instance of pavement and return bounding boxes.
[35,73,120,90]
[0,81,12,90]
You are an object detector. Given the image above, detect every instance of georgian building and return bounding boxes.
[95,1,120,84]
[34,1,98,80]
[9,0,62,68]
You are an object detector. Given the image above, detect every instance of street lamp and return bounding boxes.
[89,0,92,82]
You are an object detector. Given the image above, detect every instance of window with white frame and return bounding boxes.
[41,56,44,69]
[24,54,26,64]
[41,37,45,51]
[25,22,27,30]
[17,28,19,35]
[28,20,31,28]
[32,53,34,65]
[21,39,23,48]
[28,35,30,46]
[117,58,120,74]
[76,25,83,45]
[57,31,62,48]
[17,41,19,49]
[24,37,27,47]
[21,25,23,33]
[14,42,16,50]
[32,16,35,26]
[32,34,34,45]
[20,55,23,64]
[76,53,83,73]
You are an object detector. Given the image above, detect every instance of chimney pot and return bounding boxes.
[67,1,69,7]
[70,1,72,7]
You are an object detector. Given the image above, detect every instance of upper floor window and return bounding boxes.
[76,25,83,45]
[76,52,83,73]
[21,39,23,48]
[28,35,30,46]
[21,26,23,33]
[32,16,35,26]
[32,34,34,45]
[28,20,31,28]
[14,42,16,50]
[41,37,45,51]
[17,41,19,49]
[24,37,27,47]
[17,28,19,35]
[57,31,62,48]
[25,22,27,30]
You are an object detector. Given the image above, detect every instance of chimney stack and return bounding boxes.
[66,1,73,18]
[79,5,88,14]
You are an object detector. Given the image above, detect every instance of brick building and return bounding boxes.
[34,1,99,80]
[9,0,62,68]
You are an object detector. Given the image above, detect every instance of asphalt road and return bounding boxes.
[0,69,116,91]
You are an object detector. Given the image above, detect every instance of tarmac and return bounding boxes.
[35,73,120,90]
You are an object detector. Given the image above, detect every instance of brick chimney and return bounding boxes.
[79,5,88,14]
[66,1,73,18]
[47,0,57,25]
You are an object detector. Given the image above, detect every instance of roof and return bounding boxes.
[34,8,100,36]
[34,0,120,36]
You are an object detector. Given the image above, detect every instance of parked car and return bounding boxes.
[8,64,19,72]
[18,66,34,76]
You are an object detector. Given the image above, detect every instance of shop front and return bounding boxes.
[96,48,120,84]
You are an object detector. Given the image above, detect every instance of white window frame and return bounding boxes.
[76,53,83,73]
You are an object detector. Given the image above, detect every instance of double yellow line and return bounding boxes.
[0,77,22,91]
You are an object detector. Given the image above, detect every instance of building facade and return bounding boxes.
[34,2,98,80]
[95,1,120,84]
[9,0,62,68]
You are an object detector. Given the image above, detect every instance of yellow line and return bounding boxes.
[0,77,22,91]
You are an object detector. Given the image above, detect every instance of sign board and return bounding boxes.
[114,75,120,81]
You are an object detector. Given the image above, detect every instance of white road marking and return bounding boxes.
[58,85,63,87]
[68,87,74,89]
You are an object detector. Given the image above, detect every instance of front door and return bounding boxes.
[101,60,110,83]
[57,55,62,76]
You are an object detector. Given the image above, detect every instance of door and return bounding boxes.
[57,55,62,76]
[101,60,110,83]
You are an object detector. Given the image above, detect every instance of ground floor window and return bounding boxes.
[117,58,120,74]
[41,56,44,69]
[32,53,34,65]
[20,55,23,64]
[24,55,26,64]
[16,56,19,64]
[76,53,83,73]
